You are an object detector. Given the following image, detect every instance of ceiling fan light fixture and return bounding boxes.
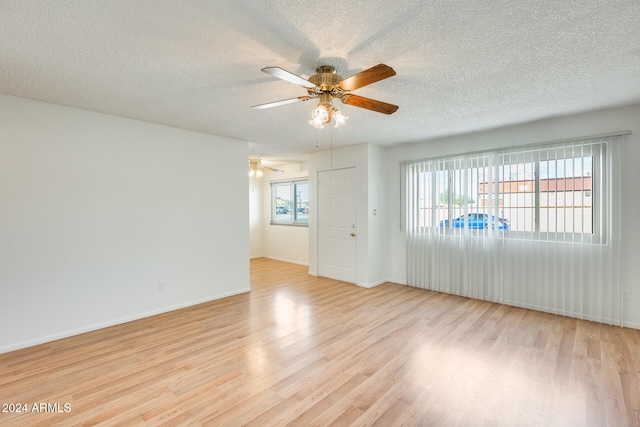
[309,104,330,129]
[248,167,263,177]
[309,102,348,129]
[309,119,324,129]
[332,108,348,127]
[249,158,260,178]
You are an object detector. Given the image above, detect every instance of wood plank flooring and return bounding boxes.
[1,257,640,426]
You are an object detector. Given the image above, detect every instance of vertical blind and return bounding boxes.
[404,134,626,325]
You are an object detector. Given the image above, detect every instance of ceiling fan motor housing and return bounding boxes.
[308,66,343,92]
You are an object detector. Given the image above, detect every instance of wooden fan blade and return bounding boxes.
[336,64,396,91]
[263,166,284,173]
[340,94,399,115]
[251,96,311,109]
[262,67,314,87]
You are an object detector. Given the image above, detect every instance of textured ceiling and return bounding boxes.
[2,0,640,166]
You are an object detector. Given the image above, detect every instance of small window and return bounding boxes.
[271,179,309,226]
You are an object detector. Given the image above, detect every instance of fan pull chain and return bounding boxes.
[330,127,333,170]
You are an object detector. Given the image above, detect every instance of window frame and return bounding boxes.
[270,179,309,227]
[405,139,608,243]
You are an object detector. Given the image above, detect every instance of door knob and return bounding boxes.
[350,232,356,237]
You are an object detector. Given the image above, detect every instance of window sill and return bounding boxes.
[270,222,309,227]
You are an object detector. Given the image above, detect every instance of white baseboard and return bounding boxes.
[393,287,639,331]
[0,288,251,355]
[262,256,309,267]
[623,320,640,330]
[357,279,387,289]
[501,299,625,326]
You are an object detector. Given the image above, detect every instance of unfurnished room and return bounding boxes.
[1,1,640,426]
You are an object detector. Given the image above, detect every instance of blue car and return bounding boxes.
[439,213,509,230]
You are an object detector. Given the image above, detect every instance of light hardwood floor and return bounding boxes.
[1,258,640,426]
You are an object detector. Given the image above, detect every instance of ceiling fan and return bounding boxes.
[252,64,398,128]
[248,158,283,177]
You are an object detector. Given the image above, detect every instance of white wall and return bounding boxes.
[260,162,309,265]
[0,94,250,353]
[249,178,263,258]
[383,104,640,328]
[366,143,387,287]
[308,143,387,287]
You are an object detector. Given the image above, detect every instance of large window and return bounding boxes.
[404,133,626,326]
[271,179,309,226]
[406,138,606,242]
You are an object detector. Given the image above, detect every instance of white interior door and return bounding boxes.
[318,168,357,283]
